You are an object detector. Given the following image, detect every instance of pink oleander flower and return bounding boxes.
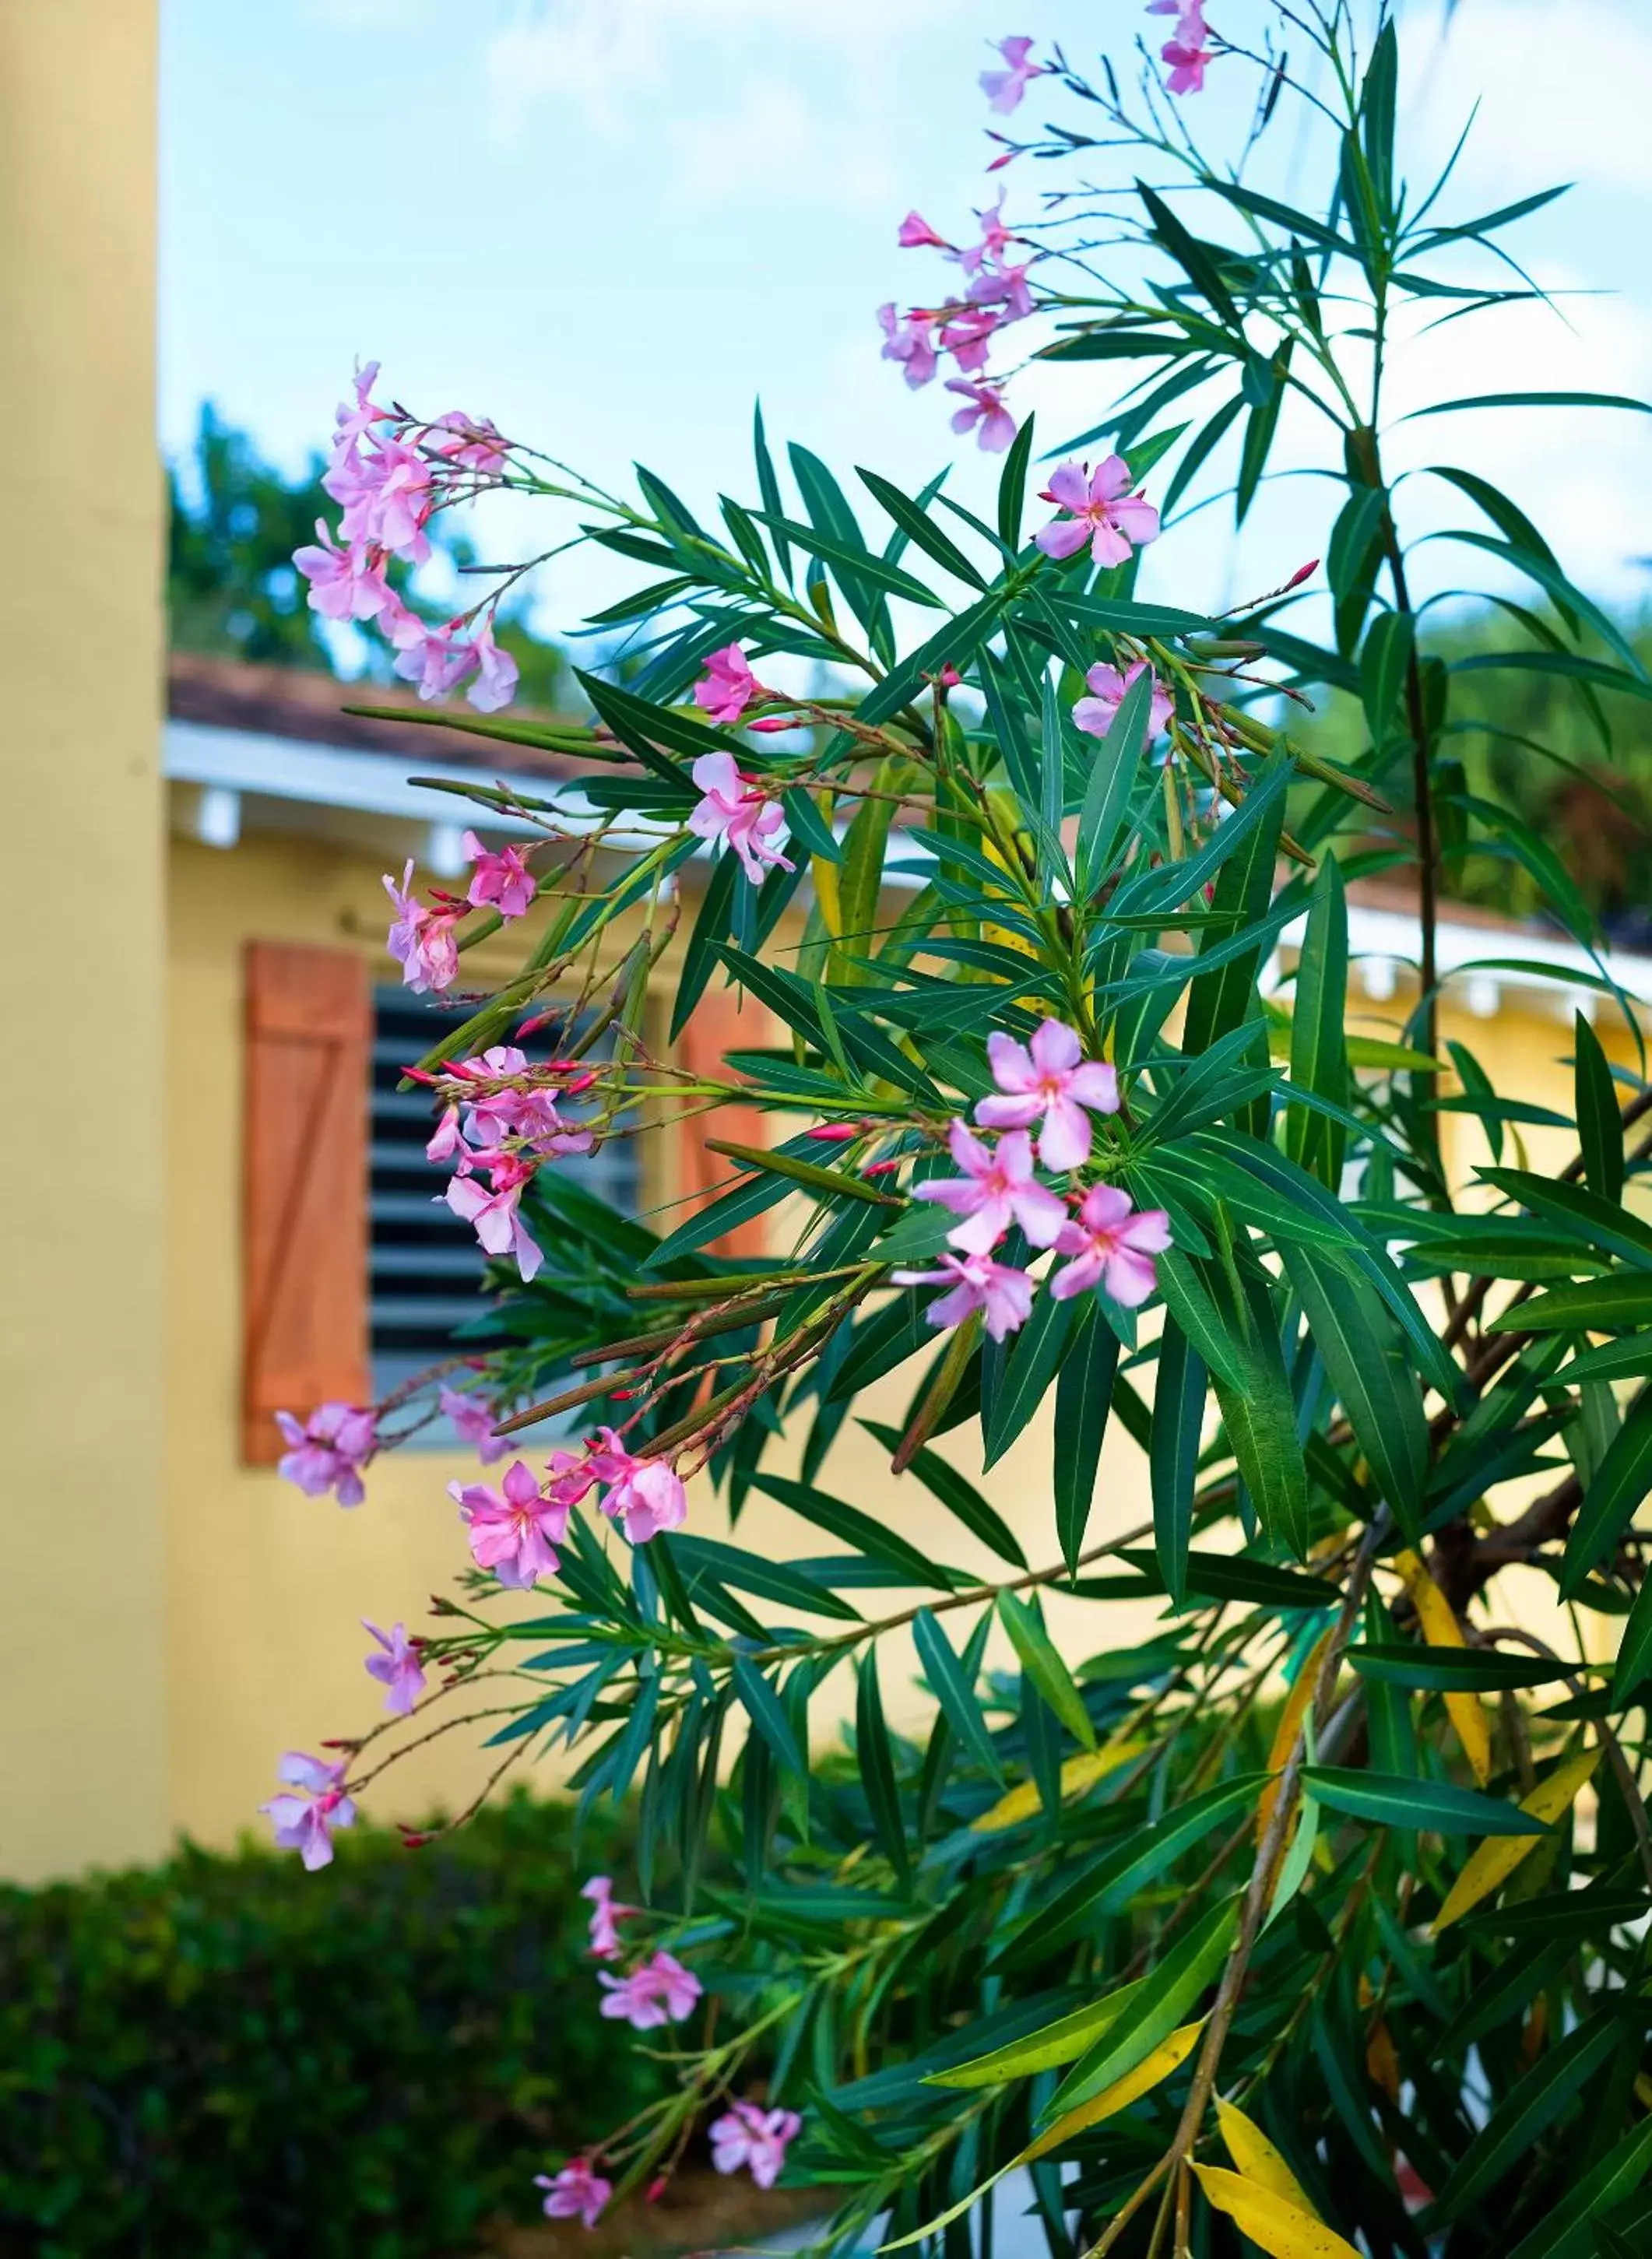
[1035,458,1161,567]
[445,1154,545,1283]
[431,409,511,475]
[362,1620,427,1715]
[892,1251,1035,1342]
[328,434,434,562]
[444,1049,592,1159]
[877,303,940,389]
[958,188,1014,276]
[912,1121,1066,1254]
[980,34,1042,113]
[1148,0,1207,23]
[1072,659,1175,744]
[976,1020,1121,1171]
[938,307,1003,375]
[469,621,519,714]
[383,859,460,994]
[274,1402,378,1507]
[462,831,536,919]
[1051,1184,1172,1305]
[599,1950,703,2030]
[710,2101,803,2190]
[694,643,761,725]
[535,2159,613,2229]
[966,262,1033,320]
[687,751,794,887]
[331,359,390,457]
[438,1384,509,1463]
[293,521,392,622]
[427,1107,463,1164]
[582,1874,634,1960]
[946,378,1018,454]
[588,1429,689,1544]
[449,1459,571,1588]
[1162,33,1215,93]
[898,210,947,248]
[260,1752,357,1871]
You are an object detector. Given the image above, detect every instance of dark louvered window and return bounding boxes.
[370,988,638,1411]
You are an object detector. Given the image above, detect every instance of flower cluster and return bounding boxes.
[534,2158,613,2229]
[710,2100,803,2189]
[293,362,521,713]
[448,1429,688,1589]
[424,1045,597,1281]
[893,1018,1170,1340]
[259,1751,357,1870]
[383,831,539,995]
[273,1401,378,1507]
[599,1948,702,2030]
[1148,0,1218,94]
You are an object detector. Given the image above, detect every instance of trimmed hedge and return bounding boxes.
[0,1796,662,2258]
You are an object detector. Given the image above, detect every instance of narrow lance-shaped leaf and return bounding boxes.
[1151,1320,1205,1605]
[996,1588,1095,1750]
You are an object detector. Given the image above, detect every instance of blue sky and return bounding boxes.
[162,0,1652,642]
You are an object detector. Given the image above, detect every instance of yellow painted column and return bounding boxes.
[0,2,165,1875]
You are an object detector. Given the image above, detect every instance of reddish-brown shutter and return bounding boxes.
[241,942,371,1463]
[673,985,775,1259]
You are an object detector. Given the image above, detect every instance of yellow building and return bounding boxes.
[3,3,1644,1881]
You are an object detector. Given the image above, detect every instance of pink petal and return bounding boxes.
[1089,455,1133,504]
[974,1091,1044,1131]
[1044,462,1091,511]
[1035,516,1091,560]
[986,1029,1038,1094]
[1105,1246,1161,1307]
[1089,524,1134,569]
[1085,662,1127,701]
[1028,1018,1081,1077]
[1035,1096,1093,1173]
[1111,497,1162,546]
[1070,697,1117,740]
[1067,1061,1120,1113]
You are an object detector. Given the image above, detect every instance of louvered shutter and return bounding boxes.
[674,985,774,1258]
[242,942,371,1463]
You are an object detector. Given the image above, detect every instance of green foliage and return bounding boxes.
[261,6,1652,2252]
[0,1798,662,2259]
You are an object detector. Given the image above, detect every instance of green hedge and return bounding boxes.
[0,1796,662,2259]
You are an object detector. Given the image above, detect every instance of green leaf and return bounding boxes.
[1401,390,1652,422]
[1179,754,1287,1058]
[1151,1322,1205,1607]
[1116,1548,1341,1611]
[1137,179,1239,326]
[1287,855,1350,1184]
[1439,530,1646,680]
[996,1589,1095,1750]
[671,848,740,1040]
[669,1533,863,1622]
[1207,178,1359,256]
[1302,1769,1551,1835]
[1003,1776,1261,1965]
[752,510,941,608]
[1054,1308,1119,1574]
[1562,1390,1652,1596]
[1453,649,1652,707]
[997,412,1035,550]
[1575,1014,1626,1205]
[1505,2115,1652,2259]
[1495,1277,1652,1333]
[985,1286,1078,1470]
[1478,1169,1652,1275]
[1361,19,1398,220]
[1436,2012,1636,2221]
[1076,660,1153,885]
[1349,1645,1577,1692]
[1360,609,1415,745]
[732,1656,807,1778]
[1046,1897,1239,2114]
[857,467,987,590]
[856,1651,909,1885]
[782,785,843,865]
[750,1475,958,1590]
[926,1989,1141,2090]
[1281,1245,1425,1535]
[1211,1271,1310,1559]
[1235,348,1289,525]
[912,1607,1004,1784]
[859,1421,1028,1568]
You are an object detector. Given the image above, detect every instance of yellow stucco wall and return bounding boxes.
[1,3,167,1881]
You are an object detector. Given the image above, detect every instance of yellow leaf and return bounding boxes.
[971,1735,1148,1833]
[1257,1625,1336,1841]
[881,2024,1204,2248]
[811,852,842,939]
[1394,1548,1491,1786]
[1432,1744,1600,1933]
[1191,2165,1360,2259]
[1214,2098,1311,2210]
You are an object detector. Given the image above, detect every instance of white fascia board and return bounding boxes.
[167,719,1652,1008]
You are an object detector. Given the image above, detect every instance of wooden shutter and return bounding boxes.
[242,942,371,1463]
[673,985,775,1259]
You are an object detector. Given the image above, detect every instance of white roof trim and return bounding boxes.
[165,718,1652,1017]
